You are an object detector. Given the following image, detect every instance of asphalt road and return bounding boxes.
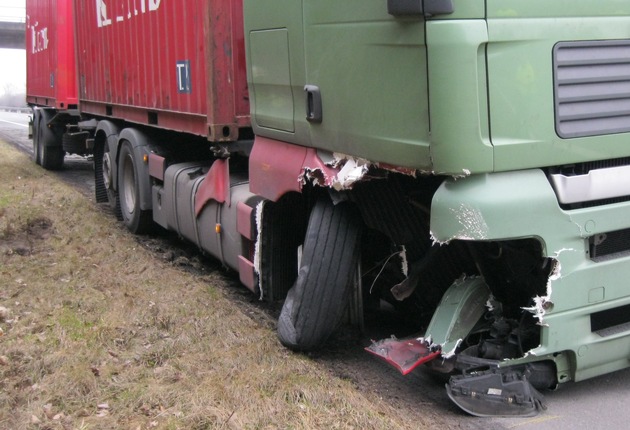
[2,109,630,429]
[0,110,95,197]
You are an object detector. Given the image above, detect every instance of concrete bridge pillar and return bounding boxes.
[0,21,25,50]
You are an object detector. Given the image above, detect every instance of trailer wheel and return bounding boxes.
[277,197,362,351]
[38,110,64,170]
[118,141,152,234]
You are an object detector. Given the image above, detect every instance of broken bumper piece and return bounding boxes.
[365,337,441,375]
[446,367,547,417]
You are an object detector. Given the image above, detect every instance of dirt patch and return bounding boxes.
[129,228,475,428]
[0,215,53,256]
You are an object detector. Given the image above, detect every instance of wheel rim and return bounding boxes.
[102,152,113,190]
[122,154,136,215]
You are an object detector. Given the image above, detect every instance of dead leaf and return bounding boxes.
[0,306,9,322]
[43,404,54,419]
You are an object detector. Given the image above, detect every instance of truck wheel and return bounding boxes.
[38,110,64,170]
[103,144,122,219]
[118,141,152,234]
[32,110,41,165]
[277,197,362,351]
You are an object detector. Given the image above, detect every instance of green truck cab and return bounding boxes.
[244,0,630,416]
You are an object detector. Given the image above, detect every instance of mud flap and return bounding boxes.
[446,367,547,417]
[365,337,441,375]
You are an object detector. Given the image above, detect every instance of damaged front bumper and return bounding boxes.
[366,275,558,417]
[366,335,554,417]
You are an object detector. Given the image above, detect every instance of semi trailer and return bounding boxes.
[26,0,630,417]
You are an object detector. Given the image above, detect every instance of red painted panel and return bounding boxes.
[194,159,228,216]
[236,202,254,241]
[249,136,340,202]
[238,255,257,294]
[26,0,78,109]
[74,0,250,140]
[148,153,165,181]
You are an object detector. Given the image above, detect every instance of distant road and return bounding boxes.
[0,110,32,156]
[0,110,95,196]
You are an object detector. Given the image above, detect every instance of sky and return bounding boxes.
[0,0,26,96]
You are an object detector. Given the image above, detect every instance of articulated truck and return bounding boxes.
[26,0,630,417]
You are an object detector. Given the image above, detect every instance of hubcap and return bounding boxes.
[102,152,112,190]
[122,155,136,214]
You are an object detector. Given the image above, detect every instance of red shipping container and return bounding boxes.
[26,0,78,109]
[74,0,249,141]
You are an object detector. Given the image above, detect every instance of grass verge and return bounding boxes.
[0,140,446,430]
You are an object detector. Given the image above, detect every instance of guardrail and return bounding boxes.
[0,17,25,23]
[0,106,31,113]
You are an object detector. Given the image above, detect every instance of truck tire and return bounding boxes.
[277,197,362,351]
[118,141,152,234]
[38,110,64,170]
[32,110,41,165]
[99,142,122,219]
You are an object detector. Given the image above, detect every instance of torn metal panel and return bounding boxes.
[365,336,441,375]
[449,203,489,240]
[522,257,562,326]
[424,276,491,355]
[485,295,499,312]
[429,205,489,244]
[400,246,409,277]
[301,154,371,190]
[376,162,418,178]
[450,168,472,180]
[331,158,370,191]
[298,149,340,188]
[254,200,265,300]
[390,246,442,301]
[302,152,418,191]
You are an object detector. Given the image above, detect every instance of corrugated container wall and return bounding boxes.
[26,0,78,109]
[74,0,249,141]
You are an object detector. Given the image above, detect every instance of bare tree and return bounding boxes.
[0,83,26,107]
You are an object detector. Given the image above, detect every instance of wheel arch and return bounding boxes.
[115,127,155,211]
[94,120,122,190]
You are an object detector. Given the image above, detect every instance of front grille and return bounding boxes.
[554,40,630,138]
[548,156,630,209]
[592,303,630,337]
[589,227,630,261]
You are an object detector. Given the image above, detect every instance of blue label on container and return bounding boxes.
[176,60,191,94]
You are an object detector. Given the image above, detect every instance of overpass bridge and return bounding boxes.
[0,20,25,49]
